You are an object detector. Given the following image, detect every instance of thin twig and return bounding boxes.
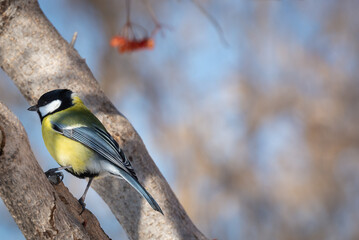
[143,0,170,37]
[143,0,160,28]
[192,0,229,47]
[126,0,131,24]
[70,32,78,47]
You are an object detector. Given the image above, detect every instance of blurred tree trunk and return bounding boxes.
[0,0,207,239]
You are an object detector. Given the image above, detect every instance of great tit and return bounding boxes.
[28,89,163,214]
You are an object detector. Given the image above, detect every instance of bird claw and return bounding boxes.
[45,169,64,185]
[78,198,86,215]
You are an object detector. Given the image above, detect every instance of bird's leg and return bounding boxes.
[79,177,94,215]
[45,166,71,185]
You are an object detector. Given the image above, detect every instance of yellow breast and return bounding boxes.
[42,117,94,174]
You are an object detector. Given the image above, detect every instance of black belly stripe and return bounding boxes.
[65,168,99,179]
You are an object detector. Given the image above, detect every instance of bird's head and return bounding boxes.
[28,89,75,121]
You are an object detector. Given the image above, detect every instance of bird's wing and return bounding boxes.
[51,122,137,180]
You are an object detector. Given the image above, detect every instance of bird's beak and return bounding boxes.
[27,105,38,111]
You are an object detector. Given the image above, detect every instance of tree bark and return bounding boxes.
[0,0,207,239]
[0,102,110,240]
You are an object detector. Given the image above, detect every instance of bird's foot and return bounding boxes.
[45,169,64,185]
[78,197,86,215]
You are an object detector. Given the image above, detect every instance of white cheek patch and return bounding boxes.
[39,99,62,116]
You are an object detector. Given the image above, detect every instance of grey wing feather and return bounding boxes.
[52,122,137,180]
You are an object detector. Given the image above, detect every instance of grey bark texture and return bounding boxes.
[0,102,110,240]
[0,0,208,239]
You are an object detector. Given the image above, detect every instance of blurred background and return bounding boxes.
[1,0,359,239]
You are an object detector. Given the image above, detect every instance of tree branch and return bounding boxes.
[0,102,110,239]
[0,0,207,239]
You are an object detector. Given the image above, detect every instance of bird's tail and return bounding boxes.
[115,168,163,215]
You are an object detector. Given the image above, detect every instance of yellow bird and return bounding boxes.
[28,89,163,214]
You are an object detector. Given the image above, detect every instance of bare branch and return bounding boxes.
[0,0,207,239]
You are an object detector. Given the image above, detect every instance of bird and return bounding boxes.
[28,89,163,214]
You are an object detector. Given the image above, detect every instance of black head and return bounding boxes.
[28,89,74,122]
